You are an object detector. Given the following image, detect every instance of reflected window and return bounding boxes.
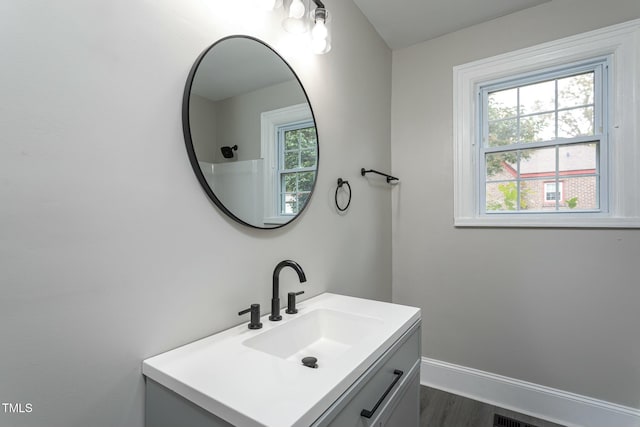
[260,103,316,225]
[277,122,317,215]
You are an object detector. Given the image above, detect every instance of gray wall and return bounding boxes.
[0,1,391,426]
[190,94,218,163]
[190,80,307,164]
[391,0,640,409]
[214,79,307,162]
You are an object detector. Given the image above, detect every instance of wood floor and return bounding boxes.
[420,386,566,427]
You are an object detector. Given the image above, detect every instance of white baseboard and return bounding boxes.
[420,357,640,427]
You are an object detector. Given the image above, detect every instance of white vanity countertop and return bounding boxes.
[142,292,421,427]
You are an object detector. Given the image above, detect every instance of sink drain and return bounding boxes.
[301,356,318,368]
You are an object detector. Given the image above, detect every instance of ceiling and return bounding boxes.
[352,0,552,50]
[192,37,294,102]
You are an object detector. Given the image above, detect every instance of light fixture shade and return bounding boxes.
[310,6,331,54]
[282,0,310,33]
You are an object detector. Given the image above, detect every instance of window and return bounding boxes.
[277,122,317,216]
[481,62,605,214]
[544,182,563,202]
[453,19,640,227]
[261,103,317,224]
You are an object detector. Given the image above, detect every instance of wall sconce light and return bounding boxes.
[282,0,310,33]
[258,0,332,54]
[310,1,331,54]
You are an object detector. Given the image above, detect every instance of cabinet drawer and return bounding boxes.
[312,321,421,427]
[374,367,420,427]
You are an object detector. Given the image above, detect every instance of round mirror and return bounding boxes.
[183,35,319,229]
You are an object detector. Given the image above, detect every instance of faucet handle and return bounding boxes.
[286,291,305,314]
[238,304,263,329]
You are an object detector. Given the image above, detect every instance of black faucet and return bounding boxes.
[269,260,306,321]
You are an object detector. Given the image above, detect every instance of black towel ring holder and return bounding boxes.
[335,178,351,212]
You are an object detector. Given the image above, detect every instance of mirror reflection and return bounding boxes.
[183,35,319,229]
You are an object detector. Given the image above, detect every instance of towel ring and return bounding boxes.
[335,178,351,212]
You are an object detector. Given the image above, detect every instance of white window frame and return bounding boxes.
[453,19,640,228]
[260,103,313,225]
[480,59,607,215]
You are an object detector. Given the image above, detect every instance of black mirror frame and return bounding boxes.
[182,35,320,230]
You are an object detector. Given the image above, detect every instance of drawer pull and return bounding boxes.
[360,369,404,419]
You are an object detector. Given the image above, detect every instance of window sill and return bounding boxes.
[454,215,640,228]
[263,216,294,225]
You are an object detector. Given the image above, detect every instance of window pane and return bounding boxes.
[518,147,556,176]
[558,107,594,138]
[284,151,299,169]
[298,172,315,192]
[558,143,597,172]
[282,173,297,192]
[299,128,317,149]
[283,193,297,214]
[283,201,297,215]
[558,72,594,109]
[486,152,517,181]
[282,192,311,215]
[300,149,317,168]
[517,181,536,211]
[519,80,555,115]
[486,181,509,211]
[520,113,555,142]
[298,192,310,209]
[558,176,598,210]
[284,131,299,150]
[485,181,527,212]
[488,118,517,147]
[488,88,518,120]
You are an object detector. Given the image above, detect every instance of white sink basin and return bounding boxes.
[243,308,383,364]
[142,293,420,427]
